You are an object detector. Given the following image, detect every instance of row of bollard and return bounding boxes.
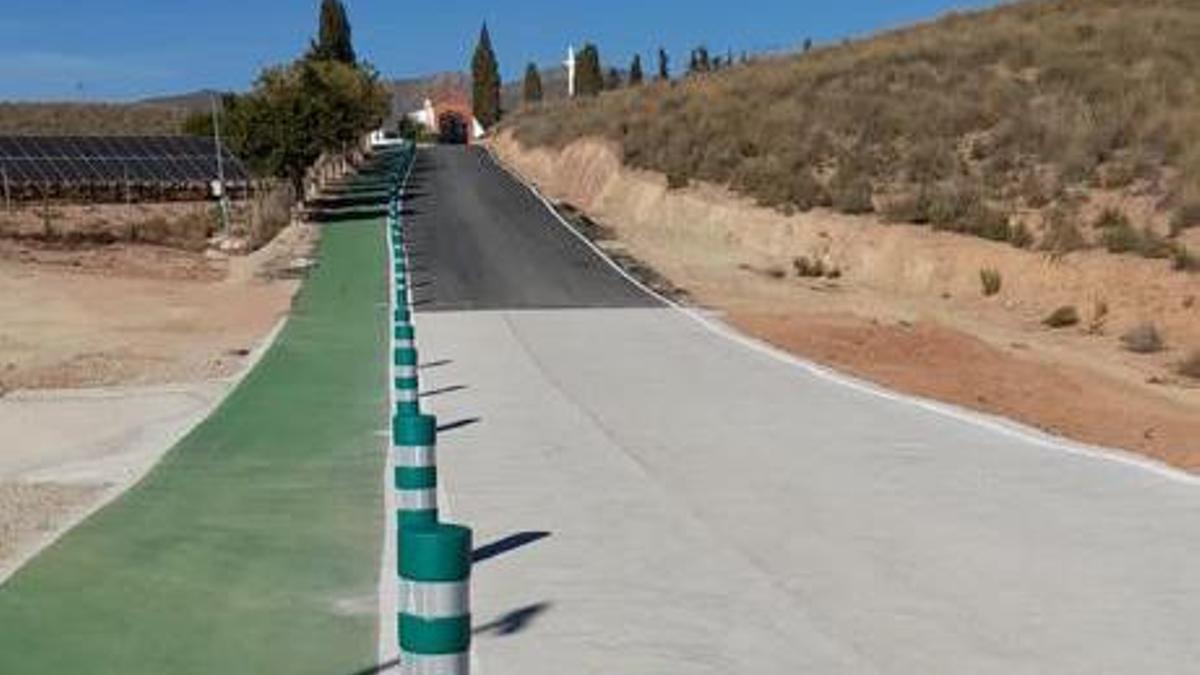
[387,145,473,675]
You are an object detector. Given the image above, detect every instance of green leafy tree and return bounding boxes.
[471,23,502,127]
[629,54,644,86]
[576,43,604,97]
[307,0,356,64]
[657,48,669,80]
[224,59,387,191]
[523,63,543,104]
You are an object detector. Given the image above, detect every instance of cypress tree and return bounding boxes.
[629,54,643,86]
[471,23,502,128]
[657,48,669,80]
[523,63,543,104]
[309,0,356,64]
[576,43,603,97]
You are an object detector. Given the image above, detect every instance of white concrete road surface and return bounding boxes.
[400,146,1200,674]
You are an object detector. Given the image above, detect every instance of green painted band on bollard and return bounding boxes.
[395,400,420,417]
[394,347,418,367]
[395,324,415,341]
[398,524,472,582]
[399,615,471,655]
[394,308,411,324]
[394,412,436,445]
[396,466,437,489]
[398,509,438,529]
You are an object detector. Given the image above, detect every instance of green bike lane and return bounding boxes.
[0,185,392,673]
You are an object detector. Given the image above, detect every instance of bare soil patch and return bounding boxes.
[732,311,1200,471]
[0,223,313,391]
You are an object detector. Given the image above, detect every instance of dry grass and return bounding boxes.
[508,0,1200,261]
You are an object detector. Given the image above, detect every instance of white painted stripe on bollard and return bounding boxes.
[397,338,415,349]
[396,365,418,379]
[395,444,436,468]
[399,579,470,617]
[396,387,419,403]
[399,652,470,675]
[398,488,437,510]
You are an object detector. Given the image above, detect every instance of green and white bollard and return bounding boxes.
[394,412,438,528]
[394,346,420,417]
[395,323,416,350]
[395,307,412,325]
[395,327,420,409]
[399,523,472,674]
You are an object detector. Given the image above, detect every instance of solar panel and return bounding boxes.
[0,135,249,189]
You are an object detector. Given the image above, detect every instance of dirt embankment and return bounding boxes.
[491,131,1200,470]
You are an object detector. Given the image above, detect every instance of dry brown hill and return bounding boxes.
[507,0,1200,269]
[0,102,189,136]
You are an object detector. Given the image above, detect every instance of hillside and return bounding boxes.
[0,102,190,135]
[507,0,1200,266]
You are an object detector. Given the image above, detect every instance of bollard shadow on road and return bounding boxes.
[437,417,480,434]
[420,384,468,399]
[419,359,453,371]
[343,658,398,675]
[472,531,551,565]
[473,602,553,638]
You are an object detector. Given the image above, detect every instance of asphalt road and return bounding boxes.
[402,145,657,310]
[398,145,1200,674]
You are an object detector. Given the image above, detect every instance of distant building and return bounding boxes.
[403,91,484,144]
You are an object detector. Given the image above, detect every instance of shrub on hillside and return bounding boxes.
[1043,305,1081,328]
[1093,207,1130,231]
[1121,322,1165,354]
[1179,350,1200,380]
[1173,245,1200,272]
[1170,202,1200,236]
[1039,208,1088,255]
[1008,221,1035,249]
[980,267,1002,297]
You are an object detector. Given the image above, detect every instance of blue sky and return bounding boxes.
[0,0,998,101]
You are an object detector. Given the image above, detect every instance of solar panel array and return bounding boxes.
[0,136,249,187]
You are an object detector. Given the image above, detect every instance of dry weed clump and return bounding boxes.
[1043,305,1080,328]
[508,0,1200,269]
[980,267,1002,297]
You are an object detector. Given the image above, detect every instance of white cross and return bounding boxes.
[564,45,576,98]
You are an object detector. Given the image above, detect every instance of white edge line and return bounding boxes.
[483,145,1200,488]
[0,315,291,587]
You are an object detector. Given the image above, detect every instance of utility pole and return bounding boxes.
[564,45,577,98]
[211,93,230,235]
